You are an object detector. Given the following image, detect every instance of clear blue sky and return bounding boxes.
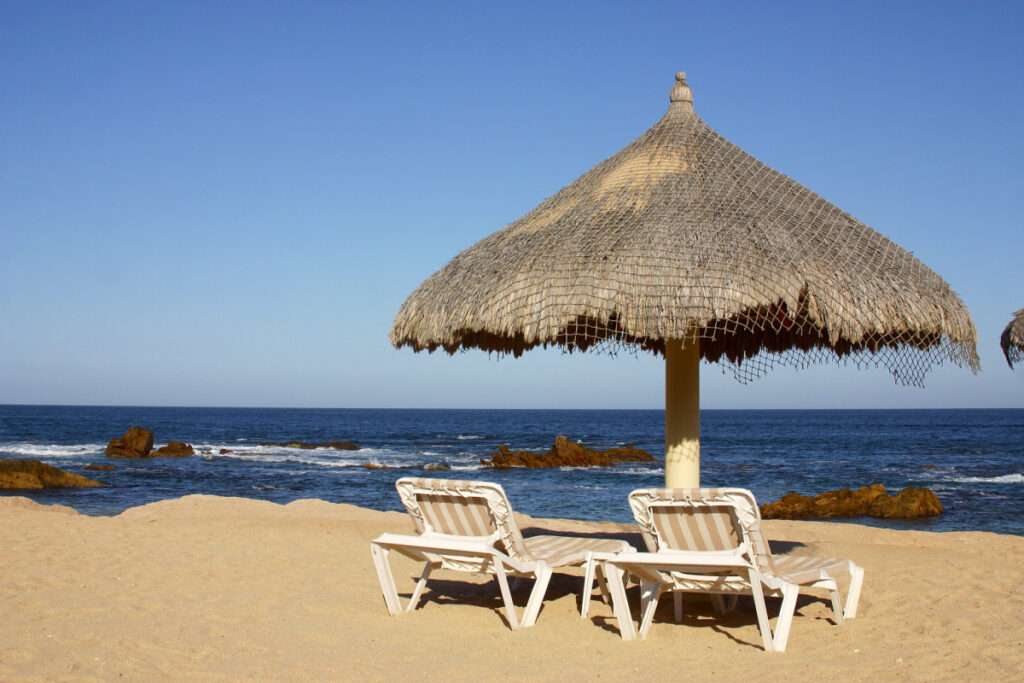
[2,0,1022,409]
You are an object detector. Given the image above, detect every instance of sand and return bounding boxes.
[2,494,1022,682]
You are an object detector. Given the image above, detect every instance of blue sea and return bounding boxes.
[1,405,1022,535]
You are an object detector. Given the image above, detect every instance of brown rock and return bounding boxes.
[868,487,945,518]
[105,426,154,458]
[219,449,233,454]
[760,484,944,520]
[482,436,656,468]
[0,459,104,489]
[425,464,451,471]
[152,442,195,458]
[362,463,389,470]
[759,492,815,519]
[84,464,116,471]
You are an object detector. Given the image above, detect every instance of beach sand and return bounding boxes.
[2,494,1022,681]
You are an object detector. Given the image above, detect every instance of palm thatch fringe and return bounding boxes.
[391,73,979,386]
[1000,308,1024,369]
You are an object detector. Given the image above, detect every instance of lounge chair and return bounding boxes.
[370,477,633,630]
[599,488,864,652]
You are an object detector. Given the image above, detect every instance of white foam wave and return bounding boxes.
[951,473,1024,484]
[456,435,484,440]
[1,443,103,457]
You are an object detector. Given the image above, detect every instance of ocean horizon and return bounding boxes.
[2,404,1022,536]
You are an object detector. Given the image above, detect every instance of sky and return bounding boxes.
[1,0,1022,409]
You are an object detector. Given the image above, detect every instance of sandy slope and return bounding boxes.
[1,494,1022,681]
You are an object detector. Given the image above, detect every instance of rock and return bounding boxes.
[152,442,195,458]
[219,449,233,454]
[257,440,360,451]
[760,484,944,520]
[326,441,360,451]
[362,463,389,470]
[868,487,945,518]
[425,464,451,471]
[105,426,154,458]
[0,459,104,489]
[84,464,116,471]
[481,435,656,468]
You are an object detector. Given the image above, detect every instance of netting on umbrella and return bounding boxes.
[391,73,979,384]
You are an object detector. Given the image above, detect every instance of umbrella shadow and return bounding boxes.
[519,525,646,549]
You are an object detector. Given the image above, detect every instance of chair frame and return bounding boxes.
[371,477,631,630]
[600,487,864,652]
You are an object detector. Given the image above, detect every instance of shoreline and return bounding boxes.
[2,493,1023,680]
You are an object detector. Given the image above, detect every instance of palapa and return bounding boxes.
[1000,308,1024,368]
[391,72,979,486]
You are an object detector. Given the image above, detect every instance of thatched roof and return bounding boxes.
[1000,309,1024,369]
[391,72,979,385]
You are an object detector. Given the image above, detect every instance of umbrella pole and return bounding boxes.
[665,337,700,488]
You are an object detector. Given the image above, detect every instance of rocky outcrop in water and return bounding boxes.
[0,459,104,489]
[152,442,195,458]
[105,426,154,458]
[257,440,360,451]
[760,484,944,520]
[482,435,656,469]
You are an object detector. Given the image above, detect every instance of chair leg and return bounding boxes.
[581,552,596,618]
[595,563,612,606]
[604,562,637,641]
[521,563,553,628]
[370,543,402,617]
[492,562,520,630]
[710,593,727,614]
[826,580,844,625]
[845,564,864,619]
[747,570,776,653]
[772,583,799,653]
[406,563,433,613]
[638,582,661,638]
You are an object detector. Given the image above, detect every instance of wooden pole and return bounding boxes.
[665,337,700,487]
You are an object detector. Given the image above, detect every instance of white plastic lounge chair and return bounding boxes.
[370,477,632,630]
[600,488,864,652]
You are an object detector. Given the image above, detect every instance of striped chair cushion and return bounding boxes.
[650,503,742,552]
[417,493,495,538]
[773,554,852,585]
[523,535,631,568]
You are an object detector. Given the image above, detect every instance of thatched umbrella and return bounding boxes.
[1001,309,1024,368]
[391,72,979,486]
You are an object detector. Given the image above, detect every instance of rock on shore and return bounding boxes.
[760,484,944,520]
[481,435,656,468]
[0,459,104,489]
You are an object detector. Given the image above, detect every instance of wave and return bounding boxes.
[950,473,1024,484]
[0,442,104,457]
[455,435,485,440]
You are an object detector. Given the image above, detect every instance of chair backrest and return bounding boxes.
[395,477,530,561]
[628,488,777,576]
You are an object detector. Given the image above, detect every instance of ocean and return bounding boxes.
[1,405,1022,535]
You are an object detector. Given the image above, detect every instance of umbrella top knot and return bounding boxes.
[670,71,693,109]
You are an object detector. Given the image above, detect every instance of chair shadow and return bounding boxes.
[768,539,808,553]
[587,584,840,645]
[397,571,587,630]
